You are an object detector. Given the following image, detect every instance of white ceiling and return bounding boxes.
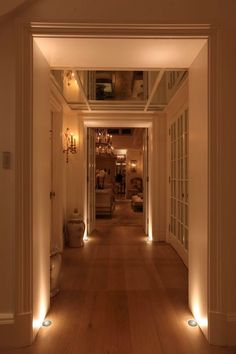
[34,37,207,69]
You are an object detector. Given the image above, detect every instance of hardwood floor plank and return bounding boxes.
[127,291,164,354]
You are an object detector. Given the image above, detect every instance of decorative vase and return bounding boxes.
[50,249,62,298]
[67,209,85,248]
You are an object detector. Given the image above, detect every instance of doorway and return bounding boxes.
[94,127,146,230]
[85,123,151,239]
[14,23,217,346]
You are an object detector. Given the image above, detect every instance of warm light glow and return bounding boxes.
[148,217,153,241]
[33,319,42,330]
[192,303,208,328]
[188,319,198,327]
[32,299,48,330]
[73,134,78,144]
[130,159,137,172]
[83,235,89,242]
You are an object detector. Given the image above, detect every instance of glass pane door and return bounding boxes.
[170,109,189,251]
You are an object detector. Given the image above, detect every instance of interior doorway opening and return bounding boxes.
[86,122,151,238]
[12,23,216,347]
[93,127,146,231]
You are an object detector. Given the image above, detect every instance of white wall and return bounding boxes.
[126,149,143,190]
[152,114,167,241]
[0,21,15,315]
[63,113,84,220]
[188,43,208,338]
[32,41,51,334]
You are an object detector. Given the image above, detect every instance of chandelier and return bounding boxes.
[95,129,114,156]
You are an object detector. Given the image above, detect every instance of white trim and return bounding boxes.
[166,81,189,268]
[209,311,236,346]
[50,74,72,112]
[83,116,153,239]
[31,22,214,38]
[226,313,236,346]
[0,312,33,347]
[168,233,188,267]
[227,313,236,322]
[0,314,14,324]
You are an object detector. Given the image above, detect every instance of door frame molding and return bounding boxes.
[11,22,224,346]
[83,114,153,238]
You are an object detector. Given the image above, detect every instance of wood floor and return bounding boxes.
[1,207,236,354]
[96,200,143,226]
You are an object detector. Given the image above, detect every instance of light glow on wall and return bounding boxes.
[148,214,153,241]
[83,234,88,241]
[32,299,48,330]
[192,301,208,329]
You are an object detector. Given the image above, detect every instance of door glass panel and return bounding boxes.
[169,108,189,252]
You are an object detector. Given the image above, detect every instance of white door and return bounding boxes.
[87,127,96,235]
[169,108,189,266]
[143,128,149,235]
[50,111,64,252]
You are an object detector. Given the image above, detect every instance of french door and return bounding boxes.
[169,108,189,266]
[87,127,96,235]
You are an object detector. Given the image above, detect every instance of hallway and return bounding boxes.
[2,225,235,354]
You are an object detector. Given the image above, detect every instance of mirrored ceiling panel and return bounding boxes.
[51,69,187,111]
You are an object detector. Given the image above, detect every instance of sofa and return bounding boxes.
[96,188,115,216]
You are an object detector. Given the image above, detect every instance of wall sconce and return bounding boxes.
[63,128,78,163]
[65,70,75,86]
[130,160,137,173]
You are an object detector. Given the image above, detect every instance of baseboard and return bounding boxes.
[168,233,188,267]
[0,312,33,348]
[152,230,167,242]
[158,231,167,241]
[0,313,14,324]
[226,313,236,346]
[209,311,236,346]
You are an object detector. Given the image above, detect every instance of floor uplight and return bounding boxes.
[42,319,52,327]
[188,319,198,327]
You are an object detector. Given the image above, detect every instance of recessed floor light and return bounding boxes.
[42,319,52,327]
[188,319,198,327]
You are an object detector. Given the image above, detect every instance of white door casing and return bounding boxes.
[143,128,149,236]
[86,127,96,235]
[50,111,64,252]
[9,23,226,347]
[83,115,153,240]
